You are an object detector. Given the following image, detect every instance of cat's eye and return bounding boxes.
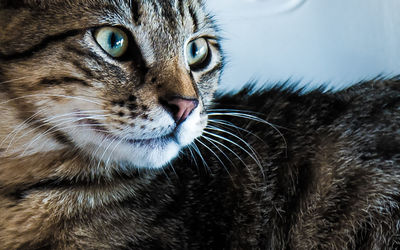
[94,27,129,58]
[186,38,209,69]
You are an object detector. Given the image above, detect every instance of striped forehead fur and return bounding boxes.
[0,0,204,11]
[0,0,212,59]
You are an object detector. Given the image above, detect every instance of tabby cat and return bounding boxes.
[0,0,399,249]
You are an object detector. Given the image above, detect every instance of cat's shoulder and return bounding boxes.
[215,77,399,115]
[339,77,400,107]
[338,77,400,125]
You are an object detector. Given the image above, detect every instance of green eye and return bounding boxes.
[186,38,209,69]
[94,27,129,58]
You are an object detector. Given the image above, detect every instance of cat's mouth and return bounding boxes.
[72,108,205,169]
[75,111,198,147]
[105,133,177,148]
[78,118,178,147]
[126,134,175,146]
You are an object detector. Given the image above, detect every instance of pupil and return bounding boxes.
[110,32,117,48]
[191,43,198,58]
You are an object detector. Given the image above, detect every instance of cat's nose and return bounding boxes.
[161,97,199,124]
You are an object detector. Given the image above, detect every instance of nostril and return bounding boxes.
[167,102,180,117]
[160,97,199,124]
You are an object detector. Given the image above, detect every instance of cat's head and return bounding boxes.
[0,0,222,169]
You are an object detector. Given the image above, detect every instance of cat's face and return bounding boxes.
[0,0,222,169]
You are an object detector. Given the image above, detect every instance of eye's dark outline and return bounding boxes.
[93,26,129,58]
[186,37,212,71]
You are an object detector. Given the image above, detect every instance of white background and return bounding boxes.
[206,0,400,92]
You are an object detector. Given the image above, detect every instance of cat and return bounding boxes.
[0,0,399,249]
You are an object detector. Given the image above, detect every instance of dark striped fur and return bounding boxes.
[0,1,399,249]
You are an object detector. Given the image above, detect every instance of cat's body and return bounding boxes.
[0,1,399,249]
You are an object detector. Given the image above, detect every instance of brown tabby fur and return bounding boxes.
[0,0,399,249]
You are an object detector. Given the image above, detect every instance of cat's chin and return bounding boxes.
[104,138,182,169]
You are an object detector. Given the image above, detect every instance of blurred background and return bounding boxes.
[206,0,400,92]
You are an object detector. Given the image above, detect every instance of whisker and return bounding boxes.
[208,119,267,145]
[205,125,262,165]
[208,111,288,154]
[201,134,254,176]
[168,162,179,179]
[8,109,105,142]
[208,108,264,116]
[208,111,289,130]
[190,141,211,173]
[104,133,130,167]
[0,108,48,149]
[8,111,107,148]
[42,110,106,122]
[161,166,173,184]
[89,130,116,167]
[88,126,128,170]
[96,132,123,171]
[186,146,199,170]
[0,94,103,105]
[21,115,110,155]
[195,138,232,178]
[11,123,110,161]
[36,124,110,153]
[6,110,107,152]
[201,135,236,168]
[0,76,31,85]
[202,130,264,179]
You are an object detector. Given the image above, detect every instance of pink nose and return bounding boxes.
[163,97,199,124]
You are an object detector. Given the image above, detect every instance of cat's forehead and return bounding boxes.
[2,0,205,20]
[2,0,204,8]
[1,0,207,28]
[0,0,215,56]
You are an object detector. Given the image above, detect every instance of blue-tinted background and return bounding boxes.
[206,0,400,92]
